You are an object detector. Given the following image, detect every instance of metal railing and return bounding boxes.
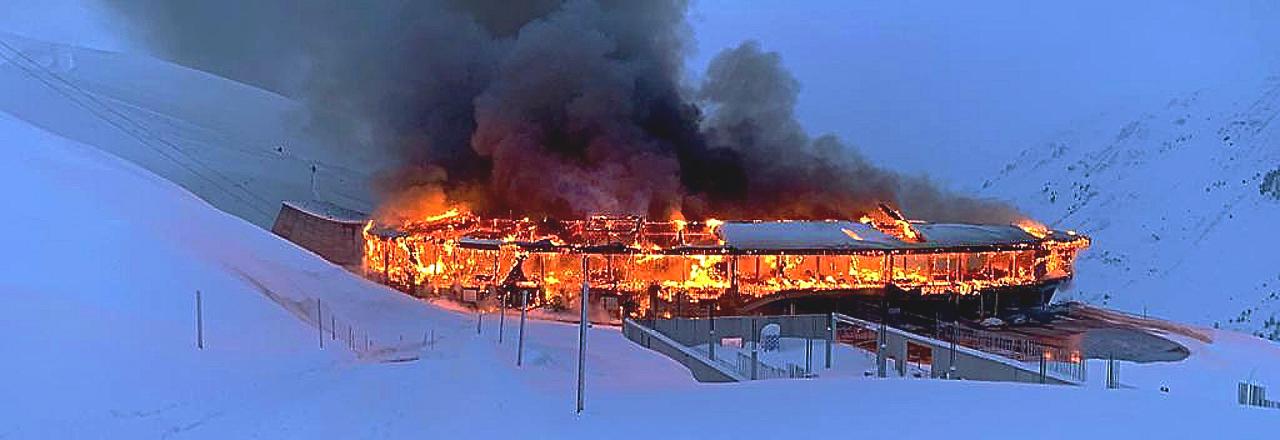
[1240,383,1280,410]
[936,321,1086,383]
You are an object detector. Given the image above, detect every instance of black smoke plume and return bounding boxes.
[104,0,1024,224]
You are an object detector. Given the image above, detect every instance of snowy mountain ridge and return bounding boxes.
[0,31,379,227]
[979,74,1280,340]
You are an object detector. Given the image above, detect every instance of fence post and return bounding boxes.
[195,290,204,350]
[331,314,336,340]
[317,299,324,349]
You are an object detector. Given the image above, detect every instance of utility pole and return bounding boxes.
[576,256,589,414]
[195,290,204,350]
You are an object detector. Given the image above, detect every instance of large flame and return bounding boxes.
[361,209,1089,319]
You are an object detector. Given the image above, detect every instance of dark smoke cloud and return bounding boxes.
[104,0,1025,224]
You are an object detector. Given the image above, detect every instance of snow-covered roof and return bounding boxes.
[910,223,1039,247]
[283,200,368,224]
[718,221,1041,252]
[718,221,899,251]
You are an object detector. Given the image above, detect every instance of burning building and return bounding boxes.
[362,206,1089,320]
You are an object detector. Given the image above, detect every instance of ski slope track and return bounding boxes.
[980,74,1280,340]
[1,35,1279,438]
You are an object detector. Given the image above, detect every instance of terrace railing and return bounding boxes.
[935,321,1086,383]
[1239,383,1280,410]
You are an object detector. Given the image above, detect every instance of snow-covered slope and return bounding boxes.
[4,108,1280,437]
[6,96,1280,436]
[0,32,378,227]
[979,74,1280,340]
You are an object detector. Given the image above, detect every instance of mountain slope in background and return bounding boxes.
[0,32,379,227]
[979,74,1280,340]
[3,106,1277,437]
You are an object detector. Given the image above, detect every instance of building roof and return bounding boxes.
[718,221,898,251]
[282,200,369,224]
[718,220,1044,252]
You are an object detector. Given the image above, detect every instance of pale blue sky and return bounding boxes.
[5,0,1278,186]
[688,0,1280,184]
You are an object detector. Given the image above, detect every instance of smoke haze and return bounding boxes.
[104,0,1024,224]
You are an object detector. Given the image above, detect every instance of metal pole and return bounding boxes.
[825,313,834,369]
[876,320,886,378]
[949,322,957,379]
[477,302,483,335]
[751,317,759,380]
[518,290,528,366]
[195,290,203,350]
[318,299,324,349]
[1039,351,1047,384]
[499,290,507,343]
[707,302,716,361]
[577,256,589,414]
[806,319,814,374]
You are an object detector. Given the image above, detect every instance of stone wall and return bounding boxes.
[271,203,365,268]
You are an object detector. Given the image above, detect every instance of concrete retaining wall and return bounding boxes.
[836,314,1076,385]
[648,315,831,347]
[622,319,741,382]
[271,201,366,268]
[628,313,1078,386]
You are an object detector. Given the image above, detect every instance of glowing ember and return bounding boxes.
[840,228,864,241]
[1016,219,1051,239]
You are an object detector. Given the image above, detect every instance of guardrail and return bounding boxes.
[833,313,1084,385]
[935,321,1086,383]
[626,312,1084,385]
[1240,383,1280,410]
